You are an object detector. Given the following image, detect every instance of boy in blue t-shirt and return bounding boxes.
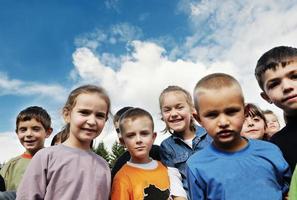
[187,73,291,200]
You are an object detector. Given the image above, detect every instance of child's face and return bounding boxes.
[64,93,108,150]
[196,86,245,150]
[17,118,51,155]
[241,116,266,140]
[161,91,194,135]
[261,61,297,116]
[264,113,280,136]
[121,116,156,164]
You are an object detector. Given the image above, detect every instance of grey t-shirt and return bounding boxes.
[17,144,110,200]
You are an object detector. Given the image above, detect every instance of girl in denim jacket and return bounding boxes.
[159,85,211,198]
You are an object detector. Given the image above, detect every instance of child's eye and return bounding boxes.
[253,117,261,122]
[225,108,240,116]
[18,128,27,133]
[96,113,106,119]
[204,112,218,119]
[290,73,297,80]
[32,126,42,131]
[267,81,279,90]
[162,108,170,113]
[79,110,90,115]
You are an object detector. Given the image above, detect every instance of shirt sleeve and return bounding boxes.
[168,167,187,198]
[16,151,47,200]
[289,165,297,200]
[272,145,292,194]
[186,164,205,200]
[111,173,131,200]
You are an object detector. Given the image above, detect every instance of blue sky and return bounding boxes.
[1,0,297,162]
[0,0,188,131]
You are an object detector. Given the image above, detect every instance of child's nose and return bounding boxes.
[282,79,294,93]
[218,115,230,127]
[87,115,96,125]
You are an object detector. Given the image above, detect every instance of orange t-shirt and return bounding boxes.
[111,161,170,200]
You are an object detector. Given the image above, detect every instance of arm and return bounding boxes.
[168,167,187,200]
[186,165,205,200]
[111,174,130,200]
[16,151,47,200]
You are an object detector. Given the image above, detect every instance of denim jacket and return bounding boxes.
[160,125,212,196]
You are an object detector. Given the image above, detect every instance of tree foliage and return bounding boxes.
[93,141,125,169]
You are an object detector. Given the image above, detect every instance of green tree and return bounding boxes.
[110,141,126,168]
[94,142,111,167]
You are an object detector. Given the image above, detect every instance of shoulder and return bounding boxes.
[90,151,110,169]
[0,155,21,175]
[114,164,130,180]
[160,135,174,146]
[249,139,280,152]
[270,125,291,143]
[3,155,22,165]
[195,125,207,136]
[187,145,212,165]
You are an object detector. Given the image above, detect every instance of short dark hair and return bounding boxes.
[255,46,297,90]
[16,106,52,132]
[113,106,133,124]
[119,107,154,134]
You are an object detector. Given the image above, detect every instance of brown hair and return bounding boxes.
[63,84,111,121]
[194,73,244,111]
[159,85,196,134]
[244,103,267,128]
[119,107,154,135]
[255,46,297,90]
[50,125,69,146]
[16,106,52,132]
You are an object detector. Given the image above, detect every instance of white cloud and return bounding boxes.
[70,0,297,149]
[0,72,67,101]
[74,23,142,51]
[0,132,23,163]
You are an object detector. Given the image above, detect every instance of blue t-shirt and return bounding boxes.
[160,125,212,194]
[186,139,291,200]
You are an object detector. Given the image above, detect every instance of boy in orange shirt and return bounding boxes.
[111,107,186,200]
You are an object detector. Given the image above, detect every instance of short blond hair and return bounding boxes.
[193,73,244,111]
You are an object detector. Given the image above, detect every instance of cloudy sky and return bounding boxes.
[1,0,297,163]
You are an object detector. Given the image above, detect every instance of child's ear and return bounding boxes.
[193,112,201,123]
[152,132,157,142]
[260,92,272,104]
[46,128,53,138]
[119,137,125,146]
[63,108,71,123]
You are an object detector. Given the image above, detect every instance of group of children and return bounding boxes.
[0,45,297,200]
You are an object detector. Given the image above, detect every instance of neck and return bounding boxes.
[177,128,195,140]
[130,156,152,164]
[64,137,91,151]
[214,136,248,153]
